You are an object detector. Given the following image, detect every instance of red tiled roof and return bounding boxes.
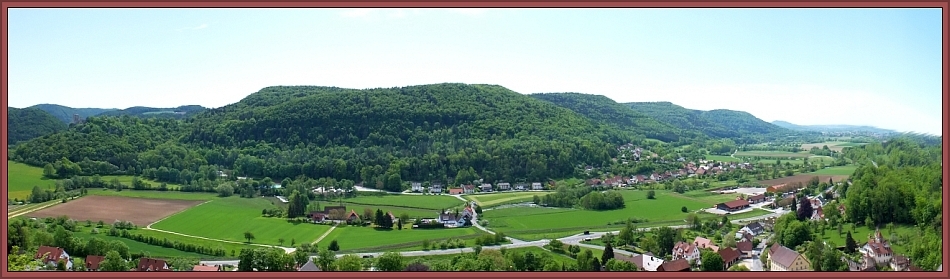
[35,246,65,263]
[721,199,750,209]
[85,255,105,270]
[448,188,464,194]
[137,258,170,271]
[718,247,741,264]
[658,259,691,271]
[768,244,802,268]
[737,241,753,253]
[192,265,218,271]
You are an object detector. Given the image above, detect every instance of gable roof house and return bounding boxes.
[747,194,767,204]
[693,237,720,253]
[346,210,360,222]
[860,229,894,264]
[137,258,170,271]
[515,183,529,190]
[497,182,511,191]
[657,258,691,271]
[298,259,321,271]
[480,183,493,192]
[429,184,443,193]
[718,247,742,270]
[531,182,544,190]
[736,222,765,237]
[616,252,665,271]
[85,255,105,271]
[672,242,701,263]
[192,265,219,271]
[890,255,911,271]
[438,212,459,227]
[411,182,423,192]
[448,188,465,195]
[461,184,476,194]
[35,246,72,270]
[736,240,754,259]
[768,244,811,271]
[717,199,751,212]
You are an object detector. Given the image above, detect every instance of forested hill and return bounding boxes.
[771,120,898,134]
[624,102,795,142]
[529,93,704,143]
[7,107,67,145]
[97,105,208,119]
[11,83,636,190]
[27,104,117,124]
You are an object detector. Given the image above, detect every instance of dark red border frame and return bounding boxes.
[1,1,947,279]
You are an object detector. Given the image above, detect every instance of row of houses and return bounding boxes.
[588,161,755,188]
[32,245,193,271]
[410,182,546,194]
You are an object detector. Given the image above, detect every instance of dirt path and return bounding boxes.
[143,227,295,253]
[311,224,337,245]
[8,200,62,219]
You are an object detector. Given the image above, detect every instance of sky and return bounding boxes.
[7,8,944,135]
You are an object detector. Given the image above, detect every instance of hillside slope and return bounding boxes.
[98,105,208,119]
[625,102,794,142]
[28,104,117,124]
[7,107,68,144]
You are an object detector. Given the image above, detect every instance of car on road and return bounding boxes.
[362,255,374,258]
[583,230,590,235]
[584,238,592,242]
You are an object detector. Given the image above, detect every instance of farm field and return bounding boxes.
[705,155,742,162]
[675,190,744,204]
[808,165,858,175]
[89,189,218,201]
[482,191,711,236]
[25,195,204,225]
[342,194,465,210]
[801,141,866,152]
[131,228,259,255]
[71,228,211,259]
[150,197,331,246]
[465,191,548,207]
[734,151,812,158]
[318,225,484,252]
[757,174,850,186]
[7,160,57,200]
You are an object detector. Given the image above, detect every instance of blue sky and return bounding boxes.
[7,8,943,135]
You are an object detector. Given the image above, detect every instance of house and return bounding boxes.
[768,243,811,271]
[387,211,397,223]
[531,182,544,190]
[192,265,219,271]
[736,240,754,259]
[844,255,878,271]
[480,183,493,192]
[346,210,360,222]
[672,242,701,262]
[309,211,328,223]
[298,259,321,271]
[448,188,464,195]
[460,207,474,220]
[35,246,72,270]
[657,258,691,271]
[429,184,443,194]
[411,182,423,192]
[137,258,170,271]
[717,199,751,212]
[718,247,742,270]
[736,222,765,237]
[312,205,347,222]
[497,182,511,191]
[811,206,825,221]
[616,252,664,271]
[85,255,105,271]
[747,194,766,204]
[890,255,911,271]
[461,184,476,194]
[693,237,720,252]
[438,212,459,227]
[860,229,893,264]
[514,183,528,191]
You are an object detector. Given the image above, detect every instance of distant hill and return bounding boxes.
[624,102,794,142]
[7,107,67,144]
[98,105,208,119]
[28,104,117,124]
[529,93,701,142]
[771,120,898,134]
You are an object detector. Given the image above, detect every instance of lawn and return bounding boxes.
[818,223,914,255]
[89,189,218,201]
[705,155,742,163]
[151,197,331,246]
[6,160,57,200]
[71,228,211,259]
[735,151,812,158]
[466,191,547,207]
[342,194,465,210]
[318,225,484,252]
[482,191,711,236]
[809,165,858,175]
[676,190,742,204]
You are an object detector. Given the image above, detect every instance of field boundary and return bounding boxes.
[8,199,70,219]
[311,224,338,245]
[142,226,294,253]
[147,200,213,229]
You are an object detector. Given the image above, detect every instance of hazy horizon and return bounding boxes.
[7,8,943,135]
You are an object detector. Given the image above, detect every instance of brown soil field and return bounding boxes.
[758,174,850,187]
[26,195,203,226]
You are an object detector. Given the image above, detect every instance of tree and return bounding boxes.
[700,250,724,271]
[404,262,429,271]
[332,254,362,271]
[655,227,677,257]
[604,258,638,271]
[328,240,340,251]
[547,239,564,253]
[728,264,750,271]
[216,183,234,197]
[797,197,814,221]
[317,247,336,271]
[647,190,656,199]
[760,249,769,269]
[278,238,285,247]
[292,249,309,268]
[601,241,615,263]
[681,206,688,213]
[374,209,385,227]
[43,163,56,178]
[99,251,128,271]
[375,252,405,271]
[533,195,541,205]
[244,231,255,243]
[844,231,857,253]
[568,245,581,257]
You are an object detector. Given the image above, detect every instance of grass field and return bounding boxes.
[71,228,211,259]
[151,197,331,246]
[97,175,184,190]
[801,142,866,152]
[465,192,547,207]
[132,228,259,255]
[318,226,484,251]
[735,151,812,158]
[482,191,710,236]
[7,161,57,200]
[89,189,218,201]
[819,224,913,255]
[675,190,743,204]
[705,155,742,162]
[809,165,858,175]
[341,194,465,210]
[400,246,574,267]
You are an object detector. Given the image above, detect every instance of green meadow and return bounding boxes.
[705,155,742,162]
[71,228,210,259]
[89,189,218,201]
[735,151,812,158]
[6,160,57,200]
[318,226,484,252]
[151,197,332,246]
[341,194,465,210]
[466,191,548,207]
[809,165,858,175]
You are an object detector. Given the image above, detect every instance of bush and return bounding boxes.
[681,206,688,213]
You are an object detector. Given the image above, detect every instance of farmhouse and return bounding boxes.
[811,206,825,221]
[768,243,811,271]
[462,184,476,194]
[411,182,423,192]
[718,247,742,270]
[747,194,766,204]
[890,255,910,271]
[617,252,664,271]
[448,188,464,195]
[514,183,528,191]
[531,182,544,190]
[85,255,104,271]
[480,183,493,192]
[438,212,460,227]
[137,258,171,271]
[694,237,720,252]
[497,182,511,191]
[736,240,754,259]
[657,259,691,271]
[345,210,360,222]
[671,242,701,262]
[35,246,72,270]
[429,184,443,193]
[717,199,751,212]
[859,229,893,264]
